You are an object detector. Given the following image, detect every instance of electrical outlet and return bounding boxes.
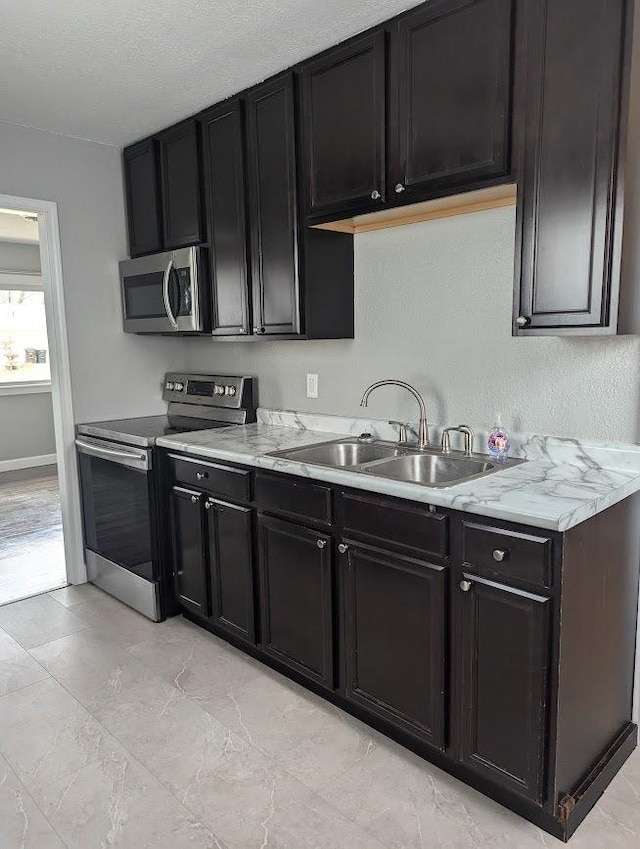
[306,373,319,399]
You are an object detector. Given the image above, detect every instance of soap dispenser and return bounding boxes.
[487,415,510,461]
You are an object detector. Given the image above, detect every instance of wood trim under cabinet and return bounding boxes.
[311,183,516,234]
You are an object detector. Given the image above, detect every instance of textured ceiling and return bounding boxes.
[0,0,420,147]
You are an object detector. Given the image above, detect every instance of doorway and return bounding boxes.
[0,194,83,605]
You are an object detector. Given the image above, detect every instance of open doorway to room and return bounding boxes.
[0,200,83,605]
[0,208,67,604]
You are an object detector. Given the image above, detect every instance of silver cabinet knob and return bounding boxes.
[492,549,508,563]
[371,190,381,200]
[196,472,208,481]
[460,580,472,592]
[190,495,198,504]
[338,543,349,554]
[316,539,327,549]
[204,501,213,510]
[394,183,405,194]
[238,327,247,334]
[516,316,531,328]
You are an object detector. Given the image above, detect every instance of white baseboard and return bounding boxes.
[0,453,57,473]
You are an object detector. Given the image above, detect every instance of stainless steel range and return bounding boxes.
[75,373,256,621]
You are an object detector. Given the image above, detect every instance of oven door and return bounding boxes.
[76,435,155,580]
[119,247,207,334]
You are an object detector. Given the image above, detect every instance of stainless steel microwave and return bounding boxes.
[119,246,209,334]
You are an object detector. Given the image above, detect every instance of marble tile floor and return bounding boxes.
[0,584,638,849]
[0,472,67,606]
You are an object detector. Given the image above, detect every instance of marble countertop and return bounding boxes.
[157,414,640,532]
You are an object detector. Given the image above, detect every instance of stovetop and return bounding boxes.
[76,415,235,448]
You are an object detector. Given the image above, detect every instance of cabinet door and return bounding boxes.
[515,0,628,332]
[200,100,251,336]
[123,139,163,257]
[341,541,447,749]
[170,487,209,617]
[390,0,513,199]
[301,30,386,219]
[257,515,333,688]
[206,498,255,644]
[457,574,551,803]
[246,74,300,336]
[159,120,204,250]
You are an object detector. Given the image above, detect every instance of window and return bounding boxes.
[0,274,50,385]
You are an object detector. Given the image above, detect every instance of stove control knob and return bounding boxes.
[165,381,175,391]
[227,386,237,397]
[173,381,184,392]
[214,384,224,396]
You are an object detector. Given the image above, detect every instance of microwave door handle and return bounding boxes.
[162,258,178,330]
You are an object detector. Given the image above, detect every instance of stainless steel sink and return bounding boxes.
[269,438,406,468]
[361,452,496,487]
[268,437,524,488]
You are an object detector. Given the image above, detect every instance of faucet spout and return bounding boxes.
[360,379,430,449]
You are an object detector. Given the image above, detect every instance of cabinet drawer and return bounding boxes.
[169,455,251,503]
[256,473,332,526]
[462,520,553,588]
[339,490,448,561]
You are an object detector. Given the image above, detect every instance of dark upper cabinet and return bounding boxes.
[514,0,630,334]
[341,540,447,750]
[389,0,513,200]
[200,100,251,336]
[257,514,334,689]
[246,74,300,335]
[456,574,551,803]
[123,139,163,257]
[300,30,387,220]
[158,119,205,250]
[170,486,209,617]
[206,497,255,644]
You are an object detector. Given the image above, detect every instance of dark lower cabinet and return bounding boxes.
[170,486,209,617]
[158,119,205,250]
[457,574,551,803]
[206,498,255,644]
[341,540,447,749]
[514,0,630,333]
[200,99,251,336]
[257,514,334,689]
[123,139,163,258]
[389,0,513,200]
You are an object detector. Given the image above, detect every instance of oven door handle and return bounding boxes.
[162,257,179,331]
[75,438,150,471]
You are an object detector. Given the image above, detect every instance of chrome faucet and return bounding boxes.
[441,424,475,456]
[360,380,430,449]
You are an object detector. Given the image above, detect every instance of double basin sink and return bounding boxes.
[269,437,524,488]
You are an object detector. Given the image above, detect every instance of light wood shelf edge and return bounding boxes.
[311,183,517,235]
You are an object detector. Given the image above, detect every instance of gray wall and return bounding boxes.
[183,206,640,442]
[0,121,184,423]
[0,239,56,463]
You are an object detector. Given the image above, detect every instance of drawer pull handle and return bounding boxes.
[460,580,472,592]
[316,539,327,549]
[338,543,349,554]
[196,472,209,481]
[492,549,508,563]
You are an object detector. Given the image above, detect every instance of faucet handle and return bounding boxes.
[389,421,409,444]
[457,425,475,456]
